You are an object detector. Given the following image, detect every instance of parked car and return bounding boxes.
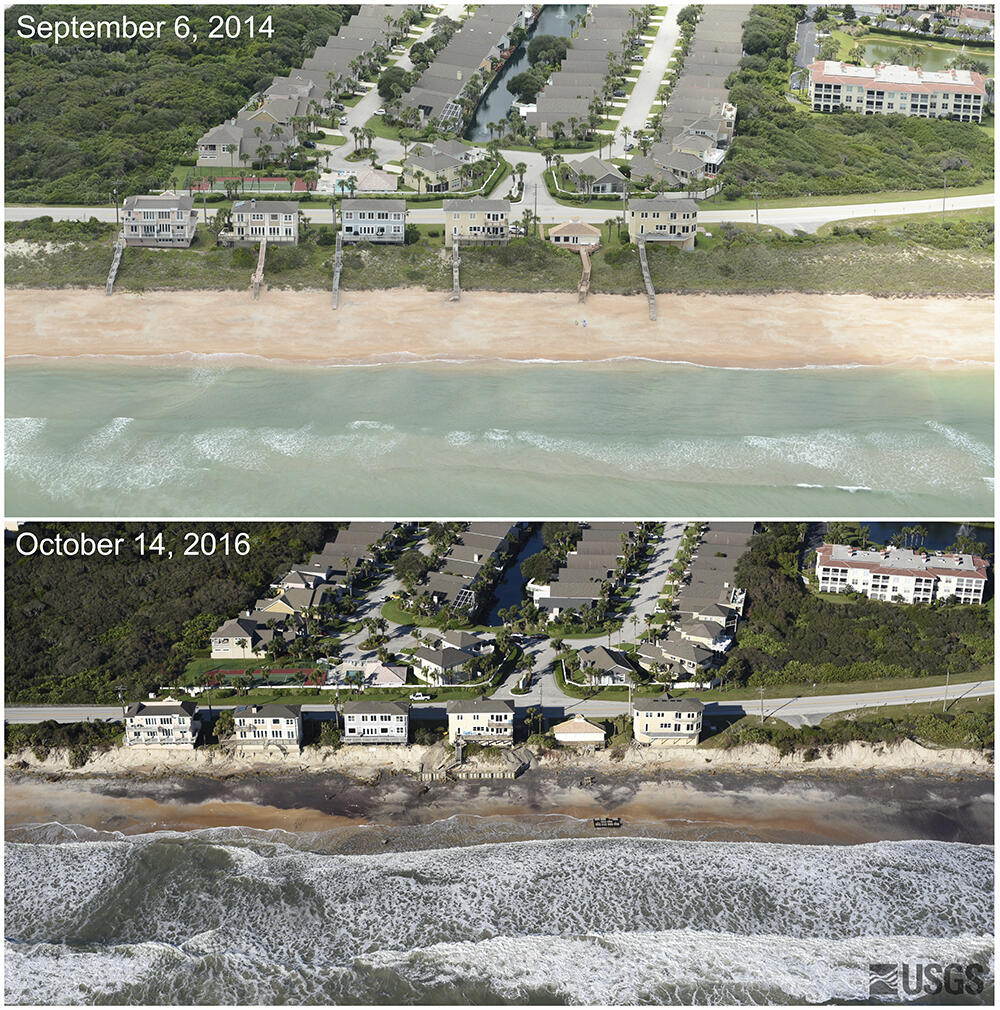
[302,140,316,148]
[411,693,431,701]
[624,142,635,152]
[339,115,349,125]
[375,107,386,116]
[333,102,346,111]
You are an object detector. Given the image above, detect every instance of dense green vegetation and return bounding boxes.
[713,705,994,754]
[5,720,124,766]
[5,523,338,703]
[717,524,994,690]
[7,214,993,295]
[722,4,995,199]
[5,5,356,203]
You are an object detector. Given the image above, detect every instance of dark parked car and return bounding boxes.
[302,140,317,148]
[333,102,346,111]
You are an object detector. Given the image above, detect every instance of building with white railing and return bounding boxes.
[814,544,988,604]
[124,697,201,748]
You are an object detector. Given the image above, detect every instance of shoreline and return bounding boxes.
[5,288,995,370]
[6,753,994,848]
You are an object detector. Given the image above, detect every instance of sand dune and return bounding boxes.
[5,288,994,368]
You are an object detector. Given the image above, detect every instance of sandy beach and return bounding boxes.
[5,288,994,368]
[6,759,994,847]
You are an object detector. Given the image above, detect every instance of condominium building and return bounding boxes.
[121,193,198,247]
[342,701,409,744]
[626,197,699,249]
[632,696,704,746]
[808,61,988,121]
[443,197,510,247]
[340,199,406,244]
[232,704,303,747]
[228,199,299,245]
[814,544,989,604]
[446,698,515,744]
[124,697,200,748]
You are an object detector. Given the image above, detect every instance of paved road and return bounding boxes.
[610,9,681,157]
[8,679,992,727]
[794,17,818,69]
[7,192,992,234]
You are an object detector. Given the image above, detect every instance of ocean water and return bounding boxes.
[5,360,993,515]
[4,826,994,1005]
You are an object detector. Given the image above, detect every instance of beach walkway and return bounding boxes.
[332,232,343,309]
[251,237,267,299]
[105,231,125,296]
[637,238,656,319]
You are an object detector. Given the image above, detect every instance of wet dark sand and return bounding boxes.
[6,767,994,849]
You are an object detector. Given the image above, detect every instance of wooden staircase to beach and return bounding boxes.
[332,231,343,309]
[105,231,125,296]
[578,248,592,302]
[449,242,461,302]
[251,236,267,299]
[637,237,656,320]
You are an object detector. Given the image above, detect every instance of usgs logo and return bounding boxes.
[869,962,988,1000]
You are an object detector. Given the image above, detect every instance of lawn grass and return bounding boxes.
[702,180,995,212]
[379,599,496,634]
[671,667,993,704]
[815,206,996,236]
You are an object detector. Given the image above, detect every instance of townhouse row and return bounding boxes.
[210,521,406,660]
[122,693,706,750]
[197,5,424,167]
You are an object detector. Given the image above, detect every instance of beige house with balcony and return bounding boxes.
[627,197,698,249]
[443,197,510,247]
[632,696,704,746]
[446,698,514,744]
[227,199,299,246]
[122,193,198,247]
[124,697,201,748]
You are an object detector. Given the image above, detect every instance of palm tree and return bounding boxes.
[514,161,527,196]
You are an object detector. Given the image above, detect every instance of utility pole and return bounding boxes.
[942,669,951,713]
[753,186,760,227]
[113,185,120,227]
[533,182,538,236]
[759,686,765,724]
[942,170,947,224]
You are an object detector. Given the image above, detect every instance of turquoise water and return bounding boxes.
[5,360,993,516]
